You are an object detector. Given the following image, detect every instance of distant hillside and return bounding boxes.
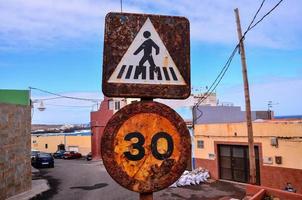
[32,124,62,131]
[31,123,90,133]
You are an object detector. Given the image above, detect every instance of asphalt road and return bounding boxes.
[31,159,245,200]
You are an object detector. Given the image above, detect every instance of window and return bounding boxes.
[115,101,120,110]
[197,140,204,149]
[45,144,48,149]
[32,140,36,144]
[108,100,114,110]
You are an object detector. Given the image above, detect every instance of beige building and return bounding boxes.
[108,93,217,114]
[31,133,91,155]
[108,97,140,113]
[194,119,302,193]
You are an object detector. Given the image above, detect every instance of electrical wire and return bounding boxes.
[29,87,101,102]
[248,0,283,31]
[195,0,282,107]
[245,0,266,33]
[45,103,96,108]
[196,0,266,106]
[34,97,64,101]
[193,0,284,123]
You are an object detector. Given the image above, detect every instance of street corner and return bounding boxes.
[7,179,49,200]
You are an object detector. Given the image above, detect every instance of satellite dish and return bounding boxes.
[38,101,46,111]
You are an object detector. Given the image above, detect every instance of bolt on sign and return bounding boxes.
[102,12,190,99]
[101,101,191,193]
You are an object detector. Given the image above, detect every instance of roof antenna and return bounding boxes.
[120,0,123,13]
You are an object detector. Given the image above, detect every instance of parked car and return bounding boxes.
[32,152,54,168]
[63,151,82,159]
[53,150,66,159]
[86,152,92,161]
[31,150,40,160]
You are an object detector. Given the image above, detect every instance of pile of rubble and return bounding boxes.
[170,168,210,187]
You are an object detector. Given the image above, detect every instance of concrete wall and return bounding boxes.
[194,121,302,193]
[194,106,273,124]
[31,135,91,155]
[194,106,250,124]
[0,103,31,199]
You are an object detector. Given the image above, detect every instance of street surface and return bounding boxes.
[31,159,245,200]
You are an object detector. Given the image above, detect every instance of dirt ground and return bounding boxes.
[155,180,246,200]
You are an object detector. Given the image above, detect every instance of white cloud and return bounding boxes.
[0,0,141,50]
[140,0,302,49]
[0,0,301,50]
[219,77,302,116]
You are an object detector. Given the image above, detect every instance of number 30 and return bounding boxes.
[123,132,174,161]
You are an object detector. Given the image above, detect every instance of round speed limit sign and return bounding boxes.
[101,101,191,193]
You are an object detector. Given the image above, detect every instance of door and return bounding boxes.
[57,144,65,151]
[218,144,260,184]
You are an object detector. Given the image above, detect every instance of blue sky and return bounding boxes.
[0,0,301,124]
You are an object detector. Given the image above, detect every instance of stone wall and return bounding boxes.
[0,103,31,199]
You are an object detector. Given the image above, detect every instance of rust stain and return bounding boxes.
[162,54,169,68]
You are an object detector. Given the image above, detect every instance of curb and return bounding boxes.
[7,179,50,200]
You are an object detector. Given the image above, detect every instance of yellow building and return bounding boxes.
[31,133,91,155]
[194,119,302,193]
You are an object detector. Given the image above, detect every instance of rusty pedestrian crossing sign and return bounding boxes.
[102,12,190,99]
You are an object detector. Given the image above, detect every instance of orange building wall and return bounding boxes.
[31,135,91,155]
[194,121,302,193]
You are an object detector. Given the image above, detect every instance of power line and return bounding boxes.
[194,0,284,122]
[45,103,96,108]
[29,87,102,102]
[194,45,239,121]
[35,97,64,101]
[195,0,283,106]
[248,0,283,31]
[196,0,266,107]
[245,0,266,33]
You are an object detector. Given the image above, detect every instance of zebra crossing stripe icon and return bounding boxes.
[108,18,186,85]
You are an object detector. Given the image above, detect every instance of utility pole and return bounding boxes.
[234,8,257,184]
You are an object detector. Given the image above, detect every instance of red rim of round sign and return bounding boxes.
[101,101,191,193]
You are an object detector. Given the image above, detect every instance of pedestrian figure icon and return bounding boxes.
[133,31,161,80]
[107,18,186,85]
[133,31,159,68]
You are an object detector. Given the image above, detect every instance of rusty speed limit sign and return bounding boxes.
[101,101,191,193]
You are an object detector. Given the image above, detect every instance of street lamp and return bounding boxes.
[31,100,46,112]
[38,101,46,111]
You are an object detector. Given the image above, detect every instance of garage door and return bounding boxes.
[218,144,260,184]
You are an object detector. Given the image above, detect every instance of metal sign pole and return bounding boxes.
[140,192,153,200]
[101,12,191,199]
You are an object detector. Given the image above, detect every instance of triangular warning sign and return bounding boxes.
[108,18,186,85]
